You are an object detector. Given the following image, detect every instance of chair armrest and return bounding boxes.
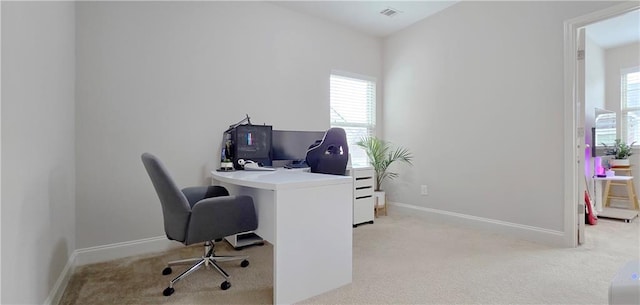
[185,195,258,245]
[181,186,230,207]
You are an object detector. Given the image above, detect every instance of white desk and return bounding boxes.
[211,169,353,304]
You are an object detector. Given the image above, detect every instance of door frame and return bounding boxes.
[563,2,639,247]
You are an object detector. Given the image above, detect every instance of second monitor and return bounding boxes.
[271,130,326,168]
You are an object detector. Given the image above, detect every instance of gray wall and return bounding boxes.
[75,1,381,248]
[1,1,76,304]
[382,1,616,232]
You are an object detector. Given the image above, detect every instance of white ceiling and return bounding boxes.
[273,1,640,47]
[271,1,459,37]
[587,9,640,49]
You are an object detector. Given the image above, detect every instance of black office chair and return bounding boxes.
[306,127,349,175]
[141,152,258,296]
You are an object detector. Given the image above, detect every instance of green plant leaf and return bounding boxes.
[356,136,413,191]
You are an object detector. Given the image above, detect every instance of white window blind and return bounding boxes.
[330,73,376,167]
[621,67,640,145]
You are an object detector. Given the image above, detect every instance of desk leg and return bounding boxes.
[630,180,640,210]
[625,180,637,210]
[219,181,353,305]
[603,181,612,208]
[595,180,603,212]
[274,184,352,304]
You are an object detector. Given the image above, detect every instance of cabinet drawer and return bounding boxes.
[353,196,374,224]
[355,177,374,188]
[353,169,375,179]
[355,187,373,198]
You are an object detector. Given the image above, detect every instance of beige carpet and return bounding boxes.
[59,208,640,305]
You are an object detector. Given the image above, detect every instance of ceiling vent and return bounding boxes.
[379,7,401,17]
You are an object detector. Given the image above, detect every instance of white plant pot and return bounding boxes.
[610,159,630,167]
[374,191,386,207]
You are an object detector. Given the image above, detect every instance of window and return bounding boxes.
[330,73,376,167]
[595,111,616,146]
[621,67,640,145]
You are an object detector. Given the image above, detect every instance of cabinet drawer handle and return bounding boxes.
[356,195,373,200]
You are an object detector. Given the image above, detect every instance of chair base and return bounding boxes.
[162,241,249,296]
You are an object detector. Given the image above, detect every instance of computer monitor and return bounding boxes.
[271,130,325,165]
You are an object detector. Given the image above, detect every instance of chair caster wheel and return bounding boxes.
[221,281,231,290]
[162,267,172,275]
[163,287,174,296]
[241,260,249,268]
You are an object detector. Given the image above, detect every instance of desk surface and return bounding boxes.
[211,168,352,190]
[594,176,634,181]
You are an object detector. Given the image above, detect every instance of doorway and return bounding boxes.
[565,2,640,247]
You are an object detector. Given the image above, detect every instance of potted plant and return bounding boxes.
[603,138,636,167]
[356,136,413,210]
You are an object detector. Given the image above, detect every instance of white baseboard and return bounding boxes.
[75,235,180,266]
[44,235,180,305]
[390,201,567,247]
[43,252,76,305]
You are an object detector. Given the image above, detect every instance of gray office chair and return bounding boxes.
[141,152,258,296]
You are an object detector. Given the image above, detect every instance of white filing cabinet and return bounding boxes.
[349,167,375,226]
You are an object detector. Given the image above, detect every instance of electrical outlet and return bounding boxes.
[420,185,428,196]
